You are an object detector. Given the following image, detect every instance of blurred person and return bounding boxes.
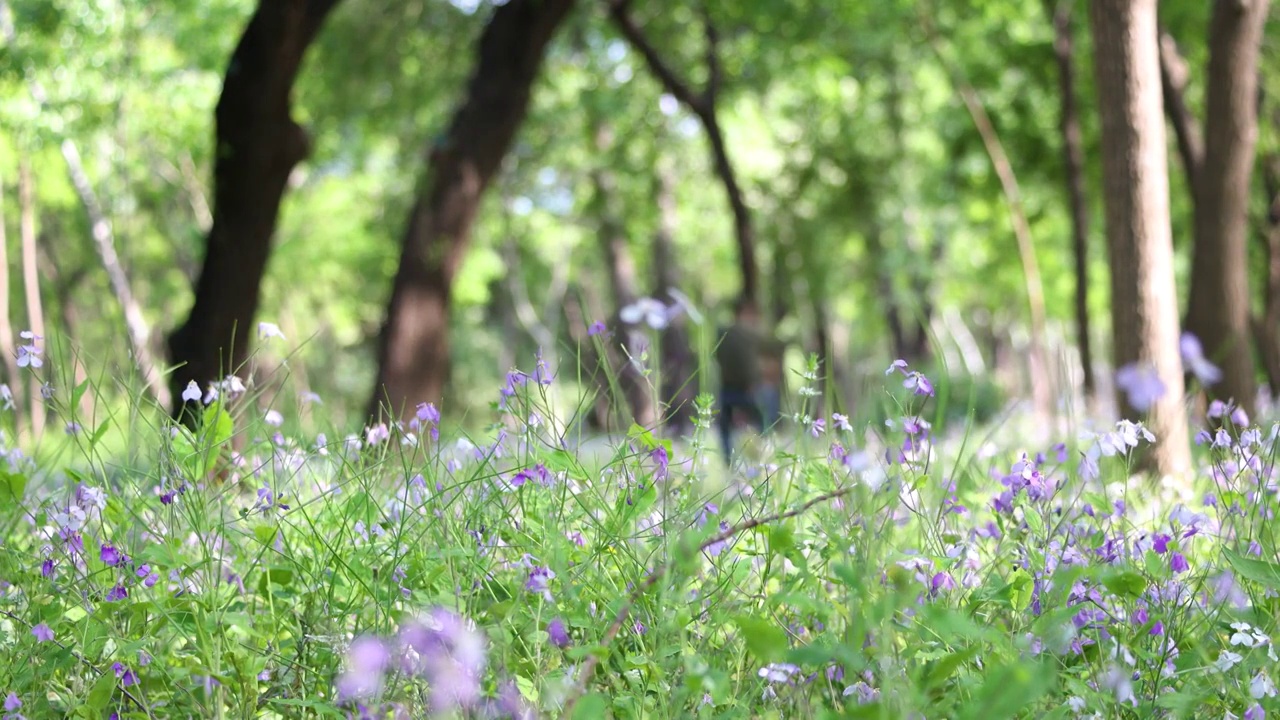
[715,297,765,464]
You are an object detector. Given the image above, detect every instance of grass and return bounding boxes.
[0,335,1277,720]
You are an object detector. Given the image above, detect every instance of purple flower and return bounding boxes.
[99,544,123,567]
[1180,333,1222,386]
[1246,704,1266,720]
[3,693,19,712]
[547,618,570,648]
[335,636,390,703]
[106,585,128,602]
[930,572,956,596]
[885,359,909,375]
[398,609,487,712]
[1115,363,1166,412]
[112,662,138,687]
[525,566,555,601]
[31,624,52,643]
[810,418,826,437]
[1150,621,1164,636]
[588,320,608,336]
[40,559,54,578]
[416,402,441,425]
[1152,534,1171,554]
[632,620,647,635]
[1170,552,1189,574]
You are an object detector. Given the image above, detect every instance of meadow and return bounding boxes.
[0,331,1275,720]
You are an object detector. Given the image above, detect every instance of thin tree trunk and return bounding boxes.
[589,126,656,428]
[167,0,342,421]
[607,0,759,302]
[1254,155,1280,396]
[1185,0,1268,417]
[58,140,170,409]
[924,21,1052,420]
[1048,0,1097,400]
[1089,0,1191,477]
[17,161,44,437]
[652,160,698,431]
[368,0,576,421]
[1158,30,1204,193]
[0,169,21,433]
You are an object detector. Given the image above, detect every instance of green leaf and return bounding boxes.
[253,524,279,546]
[959,660,1055,720]
[733,615,788,662]
[0,470,26,503]
[572,693,610,720]
[87,671,115,710]
[1225,548,1280,590]
[1102,570,1147,599]
[1008,567,1034,612]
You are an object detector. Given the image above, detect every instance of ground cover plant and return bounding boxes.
[0,329,1278,720]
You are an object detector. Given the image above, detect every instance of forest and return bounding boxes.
[0,0,1278,717]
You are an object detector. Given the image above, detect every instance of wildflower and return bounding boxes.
[99,544,123,567]
[264,410,284,427]
[1180,333,1222,385]
[832,413,852,432]
[632,620,647,635]
[525,566,555,601]
[587,320,608,337]
[1216,650,1244,672]
[398,608,487,712]
[810,418,826,437]
[1067,696,1086,712]
[619,297,670,329]
[1251,672,1276,699]
[111,662,138,687]
[547,618,570,648]
[1101,663,1136,707]
[181,381,201,403]
[843,682,879,704]
[930,572,956,597]
[16,331,41,369]
[106,585,128,602]
[365,424,390,446]
[1246,705,1266,720]
[1115,363,1166,412]
[1232,623,1258,647]
[885,359,908,375]
[137,565,159,588]
[30,624,52,642]
[3,693,20,712]
[758,663,801,684]
[335,636,390,702]
[1170,552,1189,574]
[258,322,286,341]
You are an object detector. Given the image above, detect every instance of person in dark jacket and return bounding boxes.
[715,297,766,464]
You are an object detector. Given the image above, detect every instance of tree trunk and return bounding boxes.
[18,161,44,437]
[651,160,697,431]
[1048,0,1097,400]
[0,169,21,433]
[1184,0,1268,417]
[1255,155,1280,396]
[167,0,341,421]
[1158,30,1204,194]
[589,126,656,429]
[1088,0,1191,477]
[606,0,758,302]
[368,0,576,421]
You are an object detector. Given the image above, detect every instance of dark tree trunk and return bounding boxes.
[1158,30,1204,194]
[607,0,759,302]
[1088,0,1191,476]
[1255,155,1280,396]
[368,0,576,421]
[1049,0,1097,399]
[167,0,341,421]
[1185,0,1268,417]
[651,161,698,432]
[589,126,656,429]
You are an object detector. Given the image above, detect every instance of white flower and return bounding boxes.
[1216,650,1244,672]
[53,505,86,532]
[264,410,284,427]
[1232,622,1257,647]
[181,381,201,403]
[1067,696,1086,713]
[258,322,286,341]
[1251,671,1277,699]
[757,663,800,684]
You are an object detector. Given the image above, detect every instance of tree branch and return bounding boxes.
[605,0,710,115]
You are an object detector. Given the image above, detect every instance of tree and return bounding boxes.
[367,0,576,421]
[1047,0,1097,401]
[607,0,759,303]
[167,0,342,421]
[1088,0,1191,476]
[1183,0,1269,417]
